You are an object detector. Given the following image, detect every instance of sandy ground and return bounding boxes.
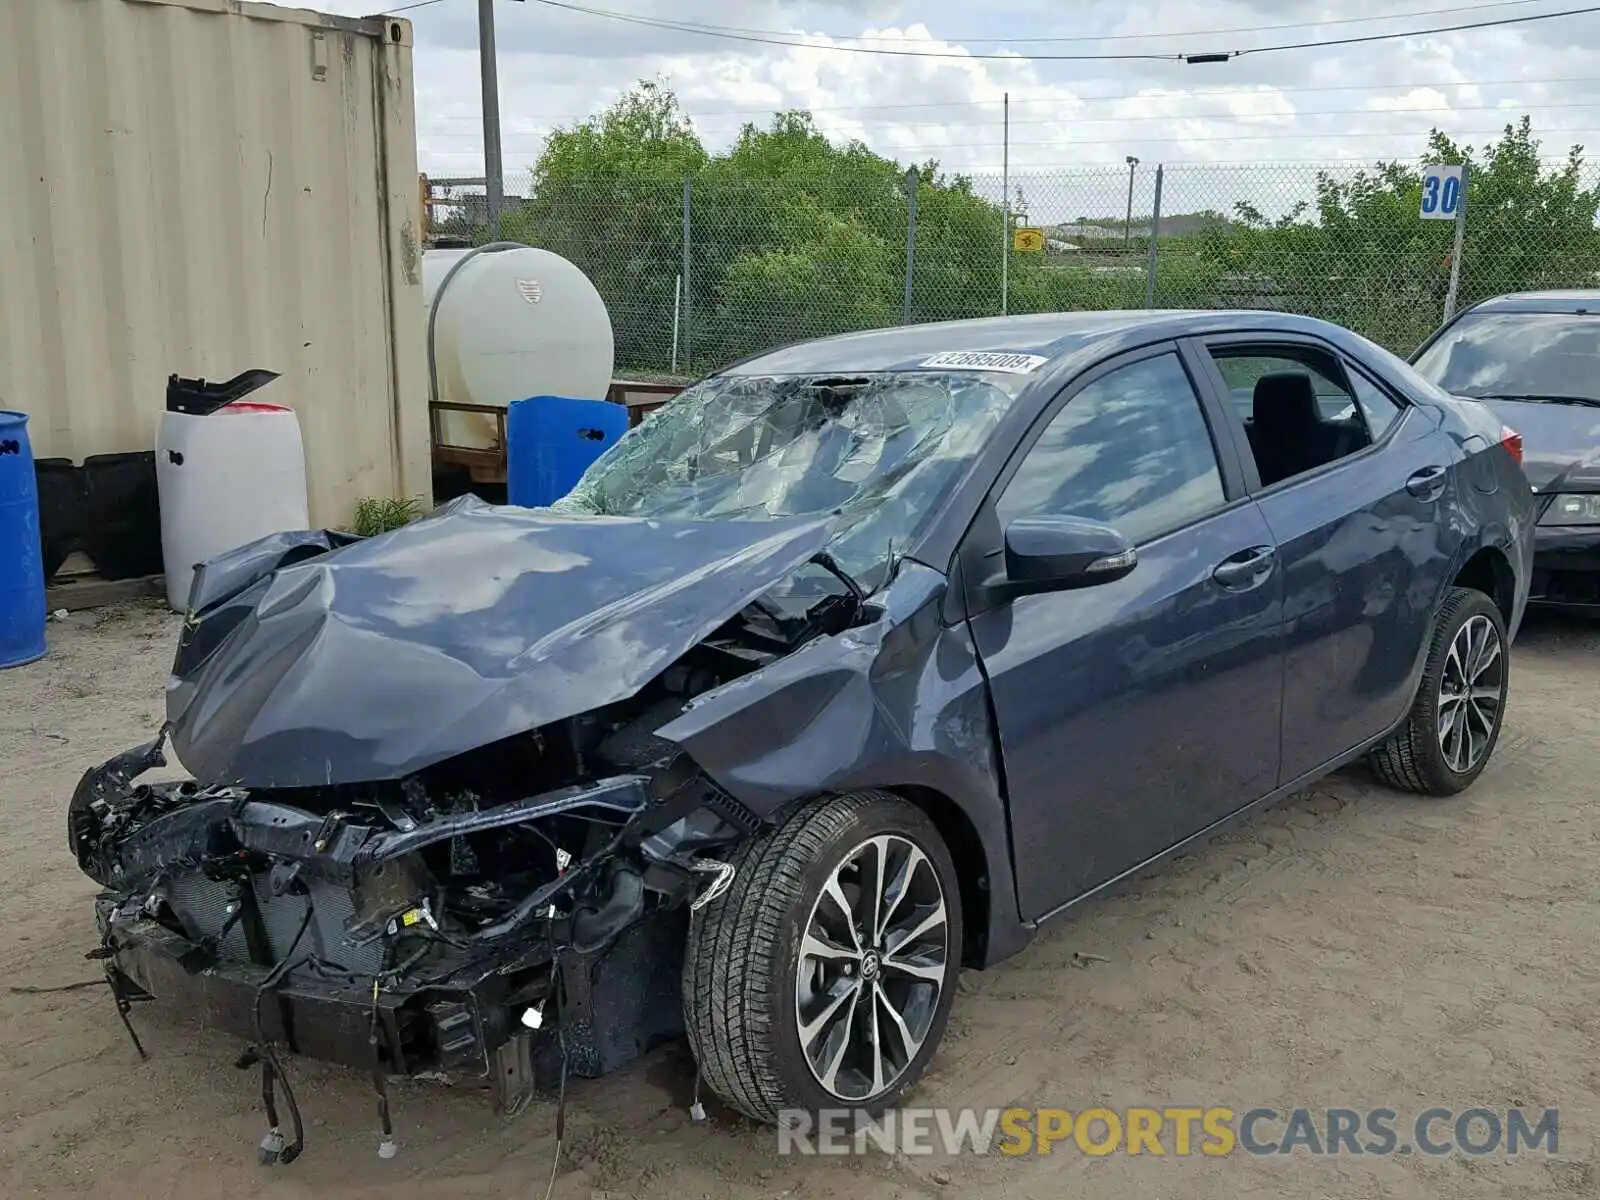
[1,599,1596,1199]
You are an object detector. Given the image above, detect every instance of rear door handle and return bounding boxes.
[1406,465,1449,500]
[1212,545,1276,590]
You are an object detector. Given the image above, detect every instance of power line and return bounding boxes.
[422,77,1598,124]
[712,101,1600,130]
[1234,5,1600,57]
[457,125,1600,154]
[428,100,1598,133]
[387,0,451,12]
[526,0,1560,47]
[875,125,1600,148]
[418,153,1585,169]
[523,0,1600,62]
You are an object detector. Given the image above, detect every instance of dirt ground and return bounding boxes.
[2,599,1596,1199]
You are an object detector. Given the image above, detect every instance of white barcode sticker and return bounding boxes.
[919,351,1048,374]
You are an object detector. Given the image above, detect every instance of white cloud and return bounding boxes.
[1366,87,1454,115]
[302,0,1600,214]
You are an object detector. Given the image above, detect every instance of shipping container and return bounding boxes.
[0,0,430,532]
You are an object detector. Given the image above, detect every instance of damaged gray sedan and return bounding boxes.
[70,311,1533,1162]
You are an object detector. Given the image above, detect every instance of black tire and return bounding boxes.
[1369,586,1509,796]
[682,790,962,1124]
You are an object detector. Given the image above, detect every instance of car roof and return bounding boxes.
[1463,290,1600,315]
[721,309,1376,378]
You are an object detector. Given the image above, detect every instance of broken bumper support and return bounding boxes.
[96,897,690,1099]
[69,737,754,1162]
[97,909,521,1077]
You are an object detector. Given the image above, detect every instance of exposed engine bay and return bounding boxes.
[69,506,872,1164]
[67,366,1012,1164]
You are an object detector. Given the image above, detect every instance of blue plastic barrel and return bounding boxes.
[506,395,630,508]
[0,411,47,668]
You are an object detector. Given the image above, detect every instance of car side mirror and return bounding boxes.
[988,515,1138,601]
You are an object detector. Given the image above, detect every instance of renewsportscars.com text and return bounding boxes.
[777,1106,1559,1158]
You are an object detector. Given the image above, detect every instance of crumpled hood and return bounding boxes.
[1474,397,1600,492]
[167,496,833,788]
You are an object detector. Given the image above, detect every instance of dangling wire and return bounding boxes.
[251,905,314,1165]
[541,1043,568,1200]
[541,957,569,1200]
[89,913,149,1061]
[370,977,397,1159]
[689,1067,707,1123]
[102,963,149,1060]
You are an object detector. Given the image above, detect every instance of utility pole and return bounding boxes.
[1124,155,1139,250]
[478,0,518,241]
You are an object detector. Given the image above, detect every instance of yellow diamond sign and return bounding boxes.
[1013,227,1046,252]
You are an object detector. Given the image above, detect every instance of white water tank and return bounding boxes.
[423,245,615,451]
[156,399,309,611]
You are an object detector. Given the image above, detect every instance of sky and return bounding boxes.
[305,0,1600,215]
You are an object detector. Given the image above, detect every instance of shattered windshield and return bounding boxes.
[555,372,1017,582]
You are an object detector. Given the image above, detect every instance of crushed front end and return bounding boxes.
[61,402,932,1160]
[70,721,760,1162]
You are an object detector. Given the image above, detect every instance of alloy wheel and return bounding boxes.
[1437,613,1504,774]
[795,833,949,1102]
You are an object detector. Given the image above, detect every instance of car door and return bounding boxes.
[1190,333,1462,782]
[962,346,1285,922]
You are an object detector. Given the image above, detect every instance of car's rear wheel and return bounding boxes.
[1370,586,1509,795]
[683,790,962,1123]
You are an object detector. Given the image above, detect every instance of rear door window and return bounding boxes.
[1205,344,1377,489]
[1347,369,1403,441]
[1215,354,1354,422]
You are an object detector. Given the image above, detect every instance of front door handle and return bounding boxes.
[1406,465,1449,500]
[1212,545,1276,590]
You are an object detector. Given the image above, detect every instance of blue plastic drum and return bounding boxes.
[506,395,630,508]
[0,411,47,668]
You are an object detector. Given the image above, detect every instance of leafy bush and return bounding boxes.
[505,87,1598,369]
[351,496,423,537]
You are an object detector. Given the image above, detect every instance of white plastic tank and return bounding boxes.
[156,399,309,612]
[423,245,616,451]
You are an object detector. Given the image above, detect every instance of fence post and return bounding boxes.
[1442,163,1471,323]
[681,177,693,371]
[1001,91,1010,316]
[1144,164,1164,310]
[671,274,681,376]
[903,166,919,325]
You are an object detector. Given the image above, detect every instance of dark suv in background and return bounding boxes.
[1413,290,1600,611]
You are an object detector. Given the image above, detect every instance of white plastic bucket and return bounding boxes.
[156,400,309,611]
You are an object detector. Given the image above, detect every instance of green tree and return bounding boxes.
[507,81,1595,376]
[690,112,907,361]
[503,80,706,372]
[1198,117,1600,351]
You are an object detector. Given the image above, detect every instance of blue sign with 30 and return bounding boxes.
[1420,164,1465,220]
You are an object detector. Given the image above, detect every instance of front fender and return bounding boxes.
[657,561,1030,966]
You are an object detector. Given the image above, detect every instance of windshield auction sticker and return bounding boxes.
[920,351,1049,374]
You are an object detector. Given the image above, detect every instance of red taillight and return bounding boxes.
[1499,425,1523,466]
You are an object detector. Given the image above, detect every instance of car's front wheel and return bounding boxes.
[683,790,962,1123]
[1370,586,1509,795]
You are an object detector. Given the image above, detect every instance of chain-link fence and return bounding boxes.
[431,159,1600,378]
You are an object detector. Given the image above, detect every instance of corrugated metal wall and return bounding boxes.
[0,0,430,528]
